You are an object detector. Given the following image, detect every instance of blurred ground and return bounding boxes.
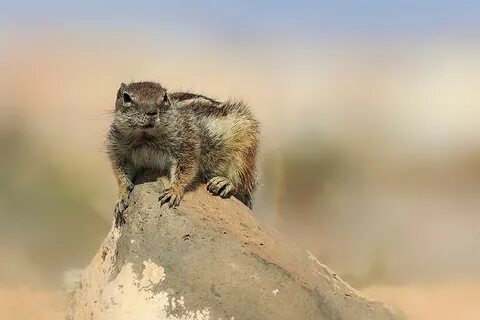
[0,287,65,320]
[2,283,480,320]
[364,282,480,320]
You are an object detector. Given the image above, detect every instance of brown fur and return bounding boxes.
[107,81,259,223]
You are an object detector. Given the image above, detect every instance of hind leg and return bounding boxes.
[207,176,235,198]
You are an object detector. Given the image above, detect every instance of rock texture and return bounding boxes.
[67,180,403,320]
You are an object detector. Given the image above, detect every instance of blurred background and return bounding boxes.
[1,1,480,319]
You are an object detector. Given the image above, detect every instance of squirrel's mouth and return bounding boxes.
[141,117,157,129]
[142,123,155,129]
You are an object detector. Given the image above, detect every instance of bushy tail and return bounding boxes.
[237,176,258,209]
[237,193,253,209]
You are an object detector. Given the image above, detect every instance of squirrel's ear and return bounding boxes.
[157,92,171,107]
[116,83,127,100]
[164,93,171,107]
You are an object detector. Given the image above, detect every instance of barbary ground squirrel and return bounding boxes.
[107,82,259,224]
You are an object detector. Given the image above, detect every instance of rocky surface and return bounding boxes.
[67,179,403,320]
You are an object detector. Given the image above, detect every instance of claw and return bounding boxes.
[207,176,235,198]
[214,180,228,193]
[114,194,130,227]
[219,183,234,198]
[159,188,183,208]
[158,189,171,205]
[207,177,221,189]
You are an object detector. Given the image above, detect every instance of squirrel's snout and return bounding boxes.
[141,111,158,128]
[145,110,158,116]
[141,104,158,117]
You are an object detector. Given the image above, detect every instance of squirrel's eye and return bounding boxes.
[123,93,132,103]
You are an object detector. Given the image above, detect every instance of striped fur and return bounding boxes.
[107,82,259,215]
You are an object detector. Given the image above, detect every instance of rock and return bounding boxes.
[67,179,403,320]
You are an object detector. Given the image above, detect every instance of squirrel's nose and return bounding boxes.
[145,110,157,116]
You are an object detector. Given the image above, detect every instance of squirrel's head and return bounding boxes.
[114,81,171,131]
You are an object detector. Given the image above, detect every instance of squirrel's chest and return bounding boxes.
[131,146,171,171]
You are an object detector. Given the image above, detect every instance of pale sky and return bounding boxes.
[1,1,480,42]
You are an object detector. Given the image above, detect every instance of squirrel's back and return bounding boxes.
[171,91,259,205]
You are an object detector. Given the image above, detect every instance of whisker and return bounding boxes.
[86,109,115,119]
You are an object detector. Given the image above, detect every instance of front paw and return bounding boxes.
[126,182,134,193]
[158,187,183,208]
[207,176,235,198]
[114,194,130,226]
